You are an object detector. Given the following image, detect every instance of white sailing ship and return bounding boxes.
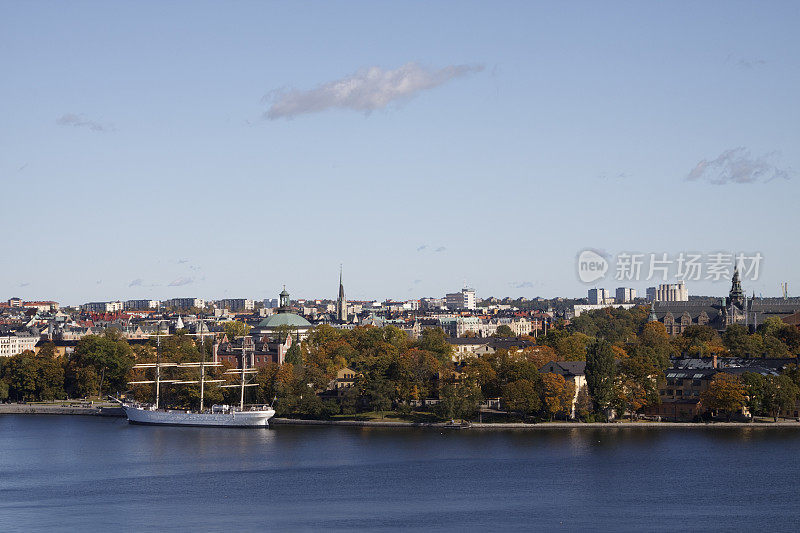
[122,319,275,428]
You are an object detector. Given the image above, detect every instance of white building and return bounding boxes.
[164,298,205,310]
[446,288,477,310]
[653,282,688,302]
[81,301,124,313]
[573,303,637,317]
[125,299,160,310]
[615,287,636,303]
[216,299,255,312]
[588,288,613,305]
[0,331,39,357]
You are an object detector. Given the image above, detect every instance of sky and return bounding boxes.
[1,1,799,306]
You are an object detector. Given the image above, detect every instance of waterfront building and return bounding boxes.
[539,360,587,419]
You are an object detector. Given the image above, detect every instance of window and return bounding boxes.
[693,380,701,386]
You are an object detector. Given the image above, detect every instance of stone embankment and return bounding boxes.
[0,403,124,417]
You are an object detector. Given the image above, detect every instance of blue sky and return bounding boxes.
[1,1,798,305]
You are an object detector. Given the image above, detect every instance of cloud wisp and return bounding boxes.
[128,278,144,288]
[687,147,792,185]
[264,62,483,119]
[56,113,115,133]
[168,277,194,287]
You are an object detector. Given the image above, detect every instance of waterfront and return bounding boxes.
[2,416,800,531]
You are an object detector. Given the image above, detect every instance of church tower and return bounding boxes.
[729,268,745,308]
[336,266,347,322]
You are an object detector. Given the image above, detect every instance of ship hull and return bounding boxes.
[123,406,275,428]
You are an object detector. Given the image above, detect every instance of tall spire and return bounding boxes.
[729,267,744,307]
[337,265,347,322]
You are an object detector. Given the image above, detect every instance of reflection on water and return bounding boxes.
[2,416,800,531]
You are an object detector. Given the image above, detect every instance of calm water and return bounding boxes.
[1,416,799,531]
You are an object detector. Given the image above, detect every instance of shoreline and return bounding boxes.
[4,405,800,429]
[0,404,124,417]
[270,417,800,429]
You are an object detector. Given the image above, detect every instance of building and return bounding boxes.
[588,288,613,305]
[446,288,476,310]
[216,299,254,312]
[653,270,800,336]
[646,287,656,302]
[0,331,39,357]
[7,297,22,308]
[539,361,587,419]
[336,268,347,322]
[653,281,688,302]
[164,298,205,310]
[615,287,636,303]
[573,303,636,317]
[124,299,160,310]
[250,287,313,341]
[81,301,124,313]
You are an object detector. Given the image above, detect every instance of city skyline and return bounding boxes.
[2,2,798,304]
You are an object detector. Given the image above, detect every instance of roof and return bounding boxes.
[256,312,311,328]
[540,360,586,376]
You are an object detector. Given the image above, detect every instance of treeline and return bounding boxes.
[0,330,137,402]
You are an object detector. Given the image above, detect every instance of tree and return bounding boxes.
[585,340,616,420]
[69,331,135,398]
[494,325,514,338]
[762,374,799,421]
[419,328,453,363]
[502,379,541,419]
[700,373,746,421]
[553,332,591,361]
[223,320,251,340]
[285,343,303,365]
[436,377,482,422]
[540,373,575,421]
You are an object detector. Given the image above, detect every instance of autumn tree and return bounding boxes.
[223,320,251,340]
[700,373,746,421]
[540,373,575,421]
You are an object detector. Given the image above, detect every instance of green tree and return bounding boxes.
[419,327,453,363]
[437,377,482,422]
[285,343,303,365]
[585,339,616,420]
[502,379,541,419]
[69,330,135,398]
[493,325,514,338]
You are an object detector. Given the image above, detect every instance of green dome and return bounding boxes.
[256,312,311,329]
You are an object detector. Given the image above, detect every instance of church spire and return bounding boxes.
[729,268,744,307]
[336,265,347,322]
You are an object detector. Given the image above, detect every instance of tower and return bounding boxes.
[278,286,290,312]
[729,268,744,308]
[336,266,347,322]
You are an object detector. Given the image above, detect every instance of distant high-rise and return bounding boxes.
[588,288,611,305]
[652,281,688,302]
[336,267,347,322]
[615,287,636,303]
[446,288,476,310]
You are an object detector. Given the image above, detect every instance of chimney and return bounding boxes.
[712,354,718,369]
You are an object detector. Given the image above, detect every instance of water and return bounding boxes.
[1,416,799,531]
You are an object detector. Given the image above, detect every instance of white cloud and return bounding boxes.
[687,147,792,184]
[168,277,194,287]
[56,113,115,132]
[265,62,483,119]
